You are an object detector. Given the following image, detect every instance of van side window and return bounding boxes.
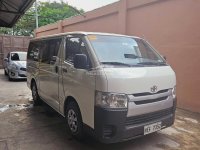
[27,42,40,61]
[41,38,62,64]
[40,40,48,63]
[49,39,62,64]
[65,37,90,65]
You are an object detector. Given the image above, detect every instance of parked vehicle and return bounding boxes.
[27,32,176,143]
[4,51,27,81]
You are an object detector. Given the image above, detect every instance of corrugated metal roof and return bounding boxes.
[0,0,35,27]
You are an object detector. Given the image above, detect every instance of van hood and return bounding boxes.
[13,61,26,68]
[103,66,176,94]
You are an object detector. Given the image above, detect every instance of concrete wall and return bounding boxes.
[0,35,31,68]
[35,0,200,113]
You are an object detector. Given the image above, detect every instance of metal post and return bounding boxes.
[35,0,39,28]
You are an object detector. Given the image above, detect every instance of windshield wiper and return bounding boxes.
[124,54,145,59]
[101,62,132,67]
[137,62,167,66]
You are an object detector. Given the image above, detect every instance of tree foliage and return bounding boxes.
[0,1,84,36]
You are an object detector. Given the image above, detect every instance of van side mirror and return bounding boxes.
[4,58,8,62]
[74,54,88,69]
[163,56,167,60]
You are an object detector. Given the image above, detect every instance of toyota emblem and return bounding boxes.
[151,86,158,93]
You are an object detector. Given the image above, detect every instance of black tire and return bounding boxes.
[4,69,8,76]
[65,101,84,140]
[31,81,42,106]
[8,72,13,81]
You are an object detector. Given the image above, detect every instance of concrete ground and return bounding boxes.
[0,69,199,150]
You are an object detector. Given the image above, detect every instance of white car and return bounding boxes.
[4,51,27,81]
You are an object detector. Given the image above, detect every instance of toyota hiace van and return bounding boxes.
[27,32,176,143]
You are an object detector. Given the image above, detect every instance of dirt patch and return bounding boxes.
[160,109,200,150]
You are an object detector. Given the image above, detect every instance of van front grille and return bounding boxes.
[125,107,173,126]
[133,89,169,97]
[134,96,168,105]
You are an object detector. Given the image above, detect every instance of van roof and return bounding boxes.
[32,32,141,41]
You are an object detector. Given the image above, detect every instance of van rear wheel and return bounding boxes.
[31,82,42,106]
[65,101,84,140]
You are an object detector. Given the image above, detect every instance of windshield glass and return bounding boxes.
[11,52,27,61]
[88,35,166,67]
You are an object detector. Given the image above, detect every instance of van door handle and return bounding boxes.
[63,68,68,73]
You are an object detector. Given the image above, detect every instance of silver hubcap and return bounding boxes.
[32,86,37,100]
[68,109,78,133]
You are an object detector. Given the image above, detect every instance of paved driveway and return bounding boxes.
[0,69,199,150]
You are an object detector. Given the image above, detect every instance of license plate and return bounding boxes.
[144,122,162,135]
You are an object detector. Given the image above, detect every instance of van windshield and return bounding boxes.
[11,52,27,61]
[88,35,166,67]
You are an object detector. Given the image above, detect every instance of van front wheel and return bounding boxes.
[31,82,42,106]
[66,101,84,140]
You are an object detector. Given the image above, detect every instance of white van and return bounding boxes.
[27,32,176,143]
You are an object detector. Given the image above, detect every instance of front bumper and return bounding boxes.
[9,69,27,79]
[94,98,176,143]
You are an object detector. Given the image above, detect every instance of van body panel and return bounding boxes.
[57,42,66,115]
[62,61,96,128]
[95,68,108,92]
[103,66,176,94]
[38,63,60,111]
[27,60,40,89]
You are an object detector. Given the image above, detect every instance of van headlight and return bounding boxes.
[95,91,128,108]
[172,86,176,99]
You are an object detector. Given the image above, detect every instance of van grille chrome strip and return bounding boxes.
[133,89,169,97]
[128,89,171,102]
[134,96,168,105]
